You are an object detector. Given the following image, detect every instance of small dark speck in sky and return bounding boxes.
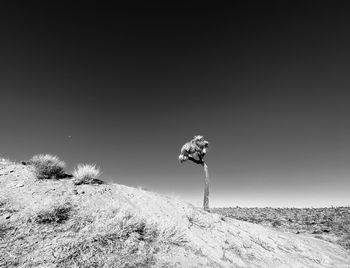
[1,2,350,207]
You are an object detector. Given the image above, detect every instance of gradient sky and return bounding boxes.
[1,2,350,207]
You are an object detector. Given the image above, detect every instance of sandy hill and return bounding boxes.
[0,163,349,267]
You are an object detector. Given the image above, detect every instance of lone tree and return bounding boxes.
[179,135,210,211]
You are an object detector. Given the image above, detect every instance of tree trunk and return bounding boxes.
[202,162,210,212]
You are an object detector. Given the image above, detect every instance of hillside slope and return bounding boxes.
[1,163,349,267]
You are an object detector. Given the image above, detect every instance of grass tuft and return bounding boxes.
[0,223,13,239]
[158,226,188,246]
[0,157,13,165]
[73,164,103,185]
[50,212,159,267]
[30,154,66,180]
[33,202,73,224]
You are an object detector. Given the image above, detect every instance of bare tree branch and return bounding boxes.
[188,156,204,165]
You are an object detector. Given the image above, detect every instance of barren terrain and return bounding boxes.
[1,162,349,267]
[213,206,350,251]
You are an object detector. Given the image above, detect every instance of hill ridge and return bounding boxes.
[1,163,349,267]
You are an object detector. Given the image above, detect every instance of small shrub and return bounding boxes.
[34,202,72,224]
[338,234,350,250]
[0,199,7,209]
[73,164,103,185]
[272,220,282,227]
[137,185,151,191]
[212,206,350,250]
[30,154,66,180]
[0,223,13,239]
[0,157,13,165]
[0,199,18,216]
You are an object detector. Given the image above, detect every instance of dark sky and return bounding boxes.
[1,2,350,207]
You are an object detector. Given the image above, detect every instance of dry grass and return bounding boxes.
[0,157,13,165]
[32,202,73,225]
[158,225,188,246]
[30,154,66,180]
[3,161,348,267]
[0,173,190,268]
[50,211,159,267]
[213,206,350,250]
[73,164,103,185]
[0,198,186,268]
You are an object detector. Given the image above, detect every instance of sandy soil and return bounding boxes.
[1,163,349,267]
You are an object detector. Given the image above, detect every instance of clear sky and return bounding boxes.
[1,2,350,207]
